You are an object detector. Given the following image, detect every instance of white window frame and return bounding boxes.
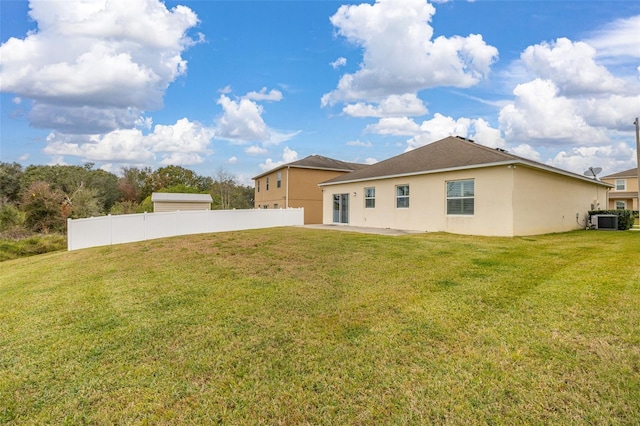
[364,187,375,208]
[396,185,409,208]
[615,200,626,210]
[277,172,282,189]
[266,177,270,191]
[615,179,626,191]
[446,179,475,215]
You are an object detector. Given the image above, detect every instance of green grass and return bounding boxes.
[0,234,66,262]
[1,228,639,424]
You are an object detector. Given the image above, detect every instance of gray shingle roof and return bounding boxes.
[252,155,368,179]
[151,193,213,203]
[319,136,611,187]
[602,167,637,179]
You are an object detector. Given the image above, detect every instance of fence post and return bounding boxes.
[67,218,72,251]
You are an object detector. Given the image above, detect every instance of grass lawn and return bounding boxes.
[1,227,639,424]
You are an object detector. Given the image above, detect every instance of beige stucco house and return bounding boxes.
[601,167,638,211]
[151,192,213,212]
[253,155,368,224]
[318,136,612,237]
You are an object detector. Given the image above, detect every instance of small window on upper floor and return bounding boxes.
[615,179,626,191]
[277,171,282,188]
[266,177,270,191]
[257,180,260,192]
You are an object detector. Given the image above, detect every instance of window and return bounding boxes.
[277,172,282,188]
[257,180,260,192]
[364,187,375,208]
[396,185,409,208]
[615,179,626,191]
[274,203,279,209]
[447,179,474,215]
[616,200,626,210]
[266,177,270,190]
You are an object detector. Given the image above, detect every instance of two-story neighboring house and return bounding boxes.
[252,155,368,224]
[602,167,639,210]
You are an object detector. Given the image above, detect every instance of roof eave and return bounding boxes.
[319,160,614,187]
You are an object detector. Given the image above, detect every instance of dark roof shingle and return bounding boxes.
[253,154,367,179]
[319,136,609,186]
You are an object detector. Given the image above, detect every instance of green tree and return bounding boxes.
[0,162,24,203]
[118,166,153,203]
[151,165,212,193]
[21,181,66,233]
[67,184,102,219]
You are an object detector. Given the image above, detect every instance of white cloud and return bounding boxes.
[330,57,347,69]
[245,145,268,155]
[364,157,378,165]
[0,0,200,134]
[585,15,640,60]
[499,79,614,146]
[346,140,372,147]
[226,156,238,164]
[43,118,213,165]
[365,117,421,136]
[520,38,627,96]
[510,144,542,162]
[322,0,498,105]
[216,94,270,143]
[244,87,283,102]
[546,143,637,175]
[259,147,298,172]
[343,94,428,118]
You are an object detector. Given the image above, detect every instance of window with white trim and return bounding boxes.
[396,185,409,208]
[277,172,282,188]
[364,187,375,208]
[257,180,260,192]
[615,179,626,191]
[266,177,270,190]
[616,200,626,210]
[446,179,474,215]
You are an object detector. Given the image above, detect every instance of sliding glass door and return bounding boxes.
[332,193,349,224]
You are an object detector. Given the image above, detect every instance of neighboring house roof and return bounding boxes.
[151,193,213,203]
[601,167,638,179]
[319,136,612,187]
[252,154,368,180]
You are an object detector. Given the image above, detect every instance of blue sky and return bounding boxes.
[1,0,639,184]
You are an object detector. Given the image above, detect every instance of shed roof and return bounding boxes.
[252,154,368,180]
[319,136,612,187]
[602,167,638,179]
[151,192,213,203]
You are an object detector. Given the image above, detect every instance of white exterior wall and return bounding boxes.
[153,201,211,212]
[322,167,516,236]
[322,165,608,236]
[511,166,609,235]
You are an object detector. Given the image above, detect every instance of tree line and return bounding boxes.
[0,162,254,237]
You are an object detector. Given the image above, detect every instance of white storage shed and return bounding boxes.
[151,193,213,212]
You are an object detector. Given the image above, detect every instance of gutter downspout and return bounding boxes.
[286,166,290,209]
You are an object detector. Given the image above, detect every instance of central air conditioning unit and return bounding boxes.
[591,214,618,230]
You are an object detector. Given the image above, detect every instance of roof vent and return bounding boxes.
[455,135,475,143]
[495,148,507,152]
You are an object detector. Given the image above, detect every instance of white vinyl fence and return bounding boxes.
[67,208,304,251]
